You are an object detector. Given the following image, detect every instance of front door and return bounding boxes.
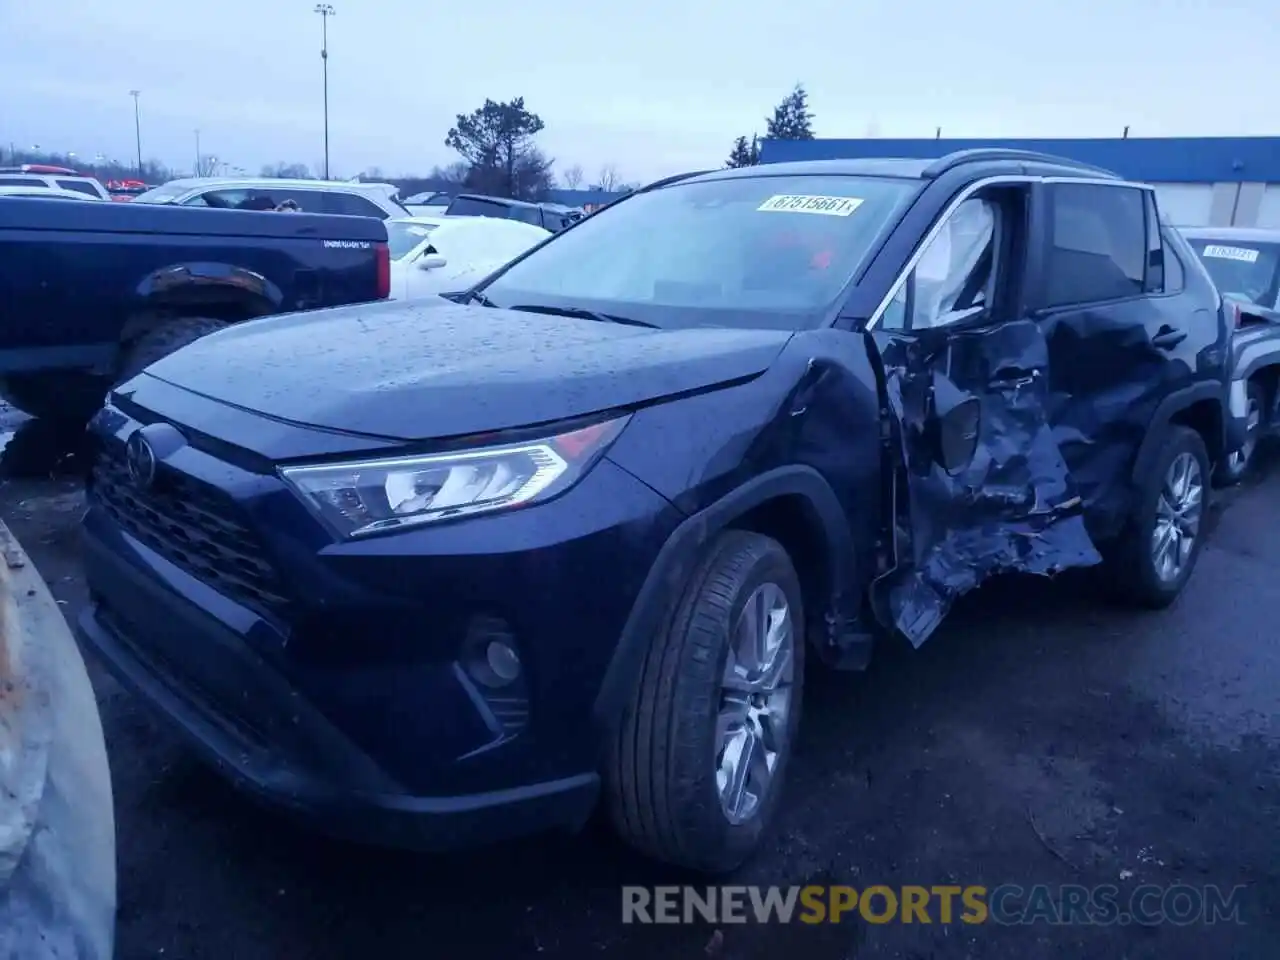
[867,184,1103,647]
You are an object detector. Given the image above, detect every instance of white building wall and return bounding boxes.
[1257,186,1280,229]
[1152,182,1280,227]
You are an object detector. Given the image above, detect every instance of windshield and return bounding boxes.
[477,174,920,329]
[1185,238,1280,307]
[386,220,439,259]
[131,182,195,204]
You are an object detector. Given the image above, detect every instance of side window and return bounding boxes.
[880,197,999,331]
[1143,191,1164,293]
[0,177,48,187]
[324,193,387,218]
[1045,184,1146,307]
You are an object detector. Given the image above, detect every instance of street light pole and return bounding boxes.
[194,129,201,176]
[129,90,142,177]
[314,4,335,180]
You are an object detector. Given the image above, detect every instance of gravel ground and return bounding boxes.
[1,411,1276,960]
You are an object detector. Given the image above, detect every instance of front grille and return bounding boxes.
[91,443,291,617]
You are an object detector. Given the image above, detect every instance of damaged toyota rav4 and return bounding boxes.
[78,150,1239,873]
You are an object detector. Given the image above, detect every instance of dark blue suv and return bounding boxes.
[78,150,1238,873]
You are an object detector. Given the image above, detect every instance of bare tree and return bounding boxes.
[595,164,621,191]
[562,164,584,189]
[196,155,221,177]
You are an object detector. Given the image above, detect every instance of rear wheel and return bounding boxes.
[606,530,804,873]
[1103,425,1209,608]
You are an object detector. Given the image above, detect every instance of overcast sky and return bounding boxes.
[1,0,1274,184]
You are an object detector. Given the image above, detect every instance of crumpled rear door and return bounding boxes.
[869,319,1103,647]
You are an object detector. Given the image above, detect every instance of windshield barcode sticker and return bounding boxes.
[1201,244,1259,263]
[757,195,864,216]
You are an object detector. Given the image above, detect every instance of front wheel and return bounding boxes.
[1103,425,1210,608]
[606,530,805,873]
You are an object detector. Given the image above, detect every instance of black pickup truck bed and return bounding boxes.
[0,197,390,421]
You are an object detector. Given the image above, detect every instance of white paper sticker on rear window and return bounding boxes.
[757,194,864,216]
[1201,244,1260,264]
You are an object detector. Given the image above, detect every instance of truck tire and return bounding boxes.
[606,530,805,873]
[1103,425,1210,609]
[118,316,228,382]
[0,372,109,424]
[1214,379,1264,486]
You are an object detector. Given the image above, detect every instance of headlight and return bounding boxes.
[279,415,629,538]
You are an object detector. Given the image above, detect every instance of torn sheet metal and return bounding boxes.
[0,521,115,960]
[875,322,1103,648]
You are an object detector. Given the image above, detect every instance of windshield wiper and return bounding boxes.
[506,303,658,329]
[466,290,500,308]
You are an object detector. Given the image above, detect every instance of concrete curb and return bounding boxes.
[0,519,116,959]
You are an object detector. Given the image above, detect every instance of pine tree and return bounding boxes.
[765,84,815,141]
[726,135,758,168]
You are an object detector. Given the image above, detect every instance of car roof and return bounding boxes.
[160,177,396,194]
[389,215,445,226]
[451,193,539,209]
[1178,226,1280,242]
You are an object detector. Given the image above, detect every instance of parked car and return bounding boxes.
[0,186,102,200]
[130,177,409,220]
[388,216,550,300]
[1181,226,1280,481]
[0,173,111,200]
[402,191,453,217]
[0,197,391,423]
[443,193,578,232]
[77,150,1238,875]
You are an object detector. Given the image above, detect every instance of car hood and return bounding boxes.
[136,299,793,441]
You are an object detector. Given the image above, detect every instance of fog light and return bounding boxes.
[485,640,522,684]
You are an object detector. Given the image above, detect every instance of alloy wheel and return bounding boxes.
[715,582,795,825]
[1151,451,1204,583]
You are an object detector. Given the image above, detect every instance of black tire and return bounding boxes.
[0,372,109,424]
[1214,379,1264,487]
[118,316,228,382]
[606,530,805,873]
[1103,425,1210,608]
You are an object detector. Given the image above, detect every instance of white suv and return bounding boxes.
[0,173,110,200]
[130,177,409,219]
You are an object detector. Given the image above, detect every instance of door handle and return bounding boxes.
[1152,326,1187,350]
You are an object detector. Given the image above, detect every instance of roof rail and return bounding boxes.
[637,170,712,193]
[923,148,1120,180]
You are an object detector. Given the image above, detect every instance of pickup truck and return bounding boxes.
[0,197,390,422]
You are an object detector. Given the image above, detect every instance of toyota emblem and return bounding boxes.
[125,430,157,489]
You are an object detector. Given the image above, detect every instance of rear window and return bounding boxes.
[132,182,194,203]
[56,179,103,197]
[1185,238,1280,308]
[446,196,511,218]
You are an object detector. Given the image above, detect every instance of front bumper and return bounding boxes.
[76,553,597,849]
[78,392,680,848]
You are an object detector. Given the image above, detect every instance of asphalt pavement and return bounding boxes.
[0,409,1276,960]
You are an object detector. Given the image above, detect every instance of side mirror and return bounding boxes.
[930,375,982,475]
[419,254,447,271]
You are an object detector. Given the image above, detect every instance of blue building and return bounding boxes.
[759,136,1280,228]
